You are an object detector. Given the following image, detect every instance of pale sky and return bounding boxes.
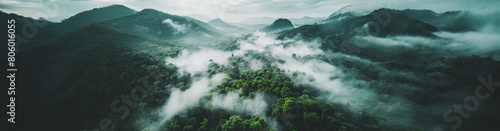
[0,0,498,22]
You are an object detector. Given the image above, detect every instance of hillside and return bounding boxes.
[13,24,173,130]
[400,9,481,32]
[100,9,221,40]
[185,16,222,34]
[59,4,137,32]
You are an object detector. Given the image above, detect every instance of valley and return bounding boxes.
[2,3,500,131]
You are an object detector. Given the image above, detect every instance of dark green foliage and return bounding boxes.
[215,115,268,131]
[218,116,245,131]
[15,24,177,130]
[213,65,302,98]
[205,64,388,130]
[162,108,269,131]
[168,115,199,131]
[141,61,386,131]
[270,96,373,131]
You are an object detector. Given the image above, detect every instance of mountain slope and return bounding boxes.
[184,16,222,34]
[280,8,439,41]
[59,4,137,31]
[400,9,481,32]
[361,8,439,37]
[13,24,176,130]
[100,9,221,40]
[28,4,137,46]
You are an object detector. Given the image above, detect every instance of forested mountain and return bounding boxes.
[99,9,221,40]
[58,4,137,33]
[282,8,439,41]
[399,9,482,32]
[288,16,326,26]
[29,4,137,44]
[4,5,221,130]
[4,3,500,131]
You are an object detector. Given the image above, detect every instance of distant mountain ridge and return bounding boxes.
[281,8,440,40]
[26,5,222,45]
[399,9,481,32]
[98,8,221,39]
[208,18,240,29]
[27,4,137,45]
[326,6,484,33]
[184,16,221,34]
[207,18,250,34]
[234,16,325,29]
[59,4,137,32]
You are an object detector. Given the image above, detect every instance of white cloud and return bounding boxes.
[358,36,413,47]
[162,19,187,33]
[147,73,225,131]
[210,91,268,116]
[166,48,233,75]
[436,32,500,52]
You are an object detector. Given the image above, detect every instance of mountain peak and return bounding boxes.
[274,18,292,23]
[208,18,224,23]
[270,18,294,28]
[63,4,136,22]
[57,4,136,33]
[105,4,130,9]
[208,18,239,30]
[263,18,294,32]
[139,8,165,15]
[327,4,384,21]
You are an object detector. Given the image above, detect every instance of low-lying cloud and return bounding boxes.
[145,74,225,131]
[144,18,499,129]
[163,19,188,33]
[210,91,268,116]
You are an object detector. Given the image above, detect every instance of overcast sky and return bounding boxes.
[0,0,498,22]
